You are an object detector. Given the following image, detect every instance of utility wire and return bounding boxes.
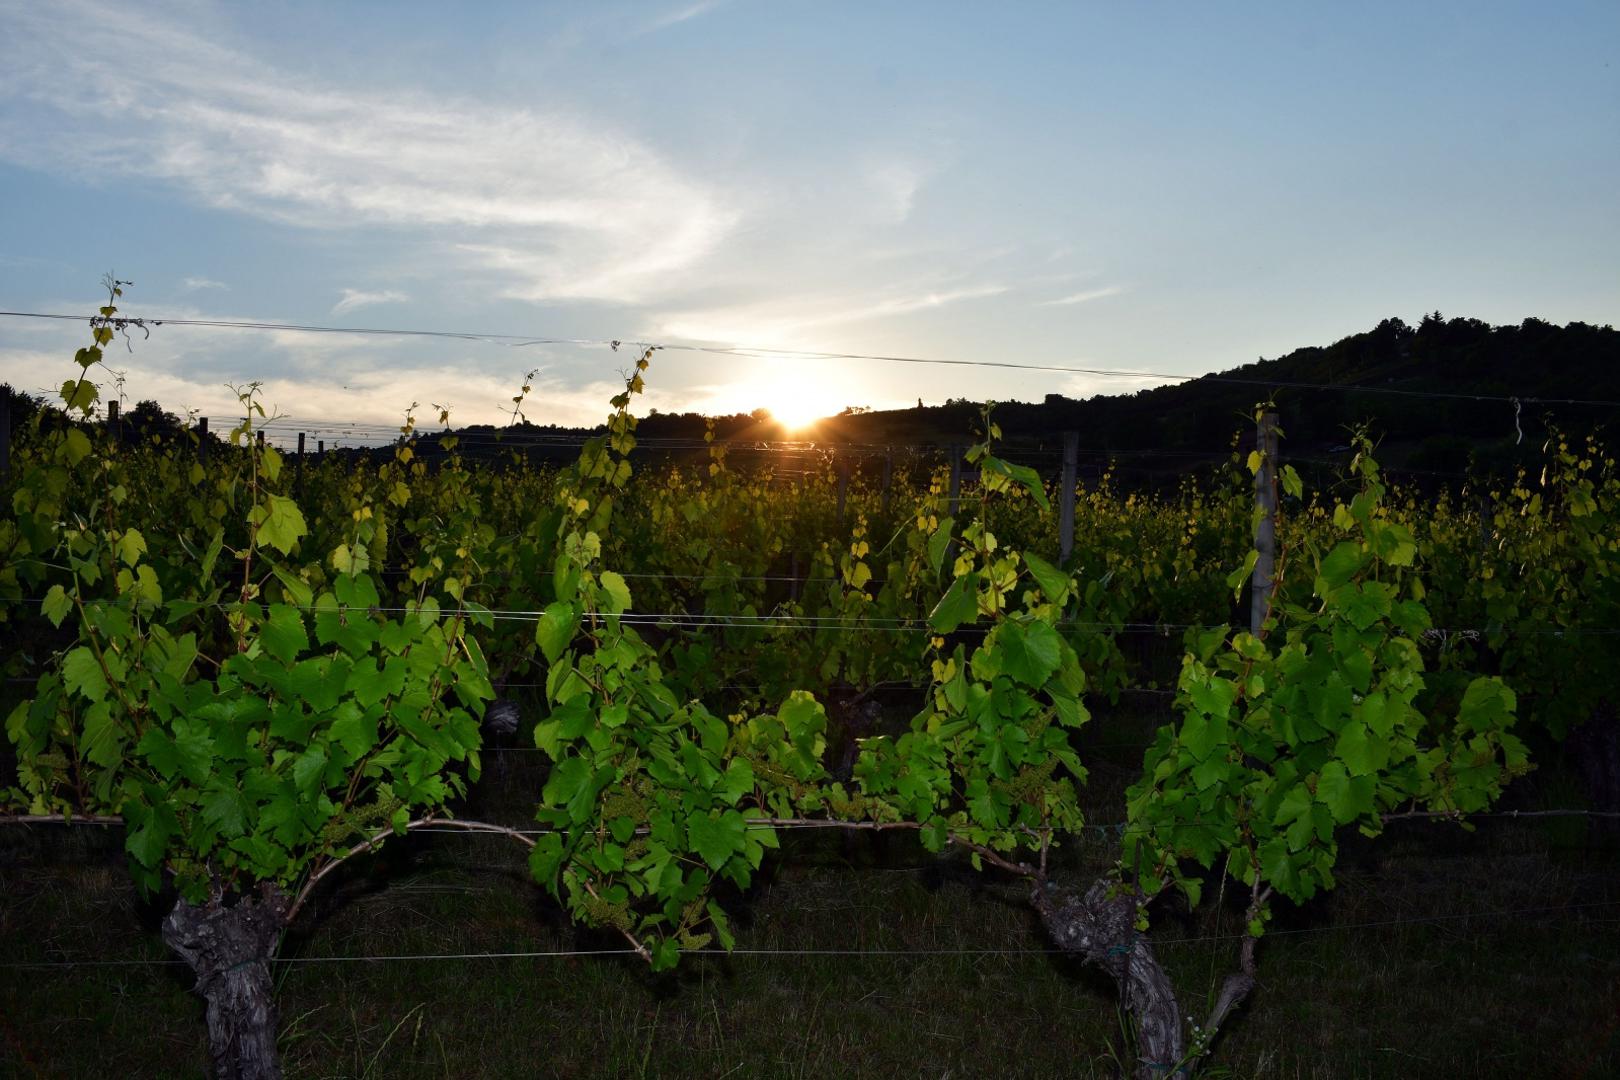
[6,309,1619,408]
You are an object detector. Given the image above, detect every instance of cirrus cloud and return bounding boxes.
[332,289,409,316]
[0,0,736,305]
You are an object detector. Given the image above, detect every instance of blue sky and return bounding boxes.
[1,0,1616,433]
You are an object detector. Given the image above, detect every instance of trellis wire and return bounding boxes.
[1,898,1615,971]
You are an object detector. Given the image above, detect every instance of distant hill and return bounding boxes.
[6,314,1615,486]
[630,314,1620,484]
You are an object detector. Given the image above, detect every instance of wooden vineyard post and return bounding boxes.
[881,450,893,515]
[787,448,804,602]
[1250,410,1279,636]
[107,399,120,445]
[296,432,306,493]
[948,445,962,515]
[1059,431,1079,564]
[836,453,850,525]
[946,444,963,567]
[317,439,324,455]
[0,394,9,477]
[256,429,265,449]
[197,417,209,463]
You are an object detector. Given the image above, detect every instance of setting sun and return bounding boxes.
[720,362,852,431]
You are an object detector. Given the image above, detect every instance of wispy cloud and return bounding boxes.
[655,283,1007,348]
[643,1,725,32]
[332,289,408,315]
[865,161,926,224]
[1038,286,1125,307]
[180,276,227,292]
[0,0,735,304]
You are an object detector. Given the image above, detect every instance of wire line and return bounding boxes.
[2,898,1614,970]
[6,309,1618,408]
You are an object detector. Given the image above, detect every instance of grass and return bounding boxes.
[3,710,1618,1079]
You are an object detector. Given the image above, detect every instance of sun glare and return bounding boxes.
[727,364,849,432]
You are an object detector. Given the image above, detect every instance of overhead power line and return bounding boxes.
[3,309,1618,408]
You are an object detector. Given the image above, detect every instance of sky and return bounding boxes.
[1,0,1616,435]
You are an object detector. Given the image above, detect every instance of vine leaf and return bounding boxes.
[688,809,748,871]
[60,379,98,413]
[41,585,72,628]
[79,701,122,767]
[1022,552,1069,604]
[599,571,633,615]
[1316,542,1363,590]
[255,495,308,556]
[62,428,93,464]
[998,620,1063,687]
[929,573,979,633]
[62,646,108,703]
[536,601,578,664]
[927,518,955,576]
[260,605,309,663]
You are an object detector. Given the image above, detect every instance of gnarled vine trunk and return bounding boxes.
[1034,879,1259,1080]
[1035,880,1185,1078]
[162,884,289,1080]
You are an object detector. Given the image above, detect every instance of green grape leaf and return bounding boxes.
[41,585,72,629]
[1003,460,1050,510]
[331,543,370,575]
[62,646,108,703]
[260,604,309,664]
[256,495,308,555]
[599,571,632,615]
[1334,720,1387,777]
[1458,677,1516,734]
[688,809,748,872]
[529,833,566,887]
[270,563,314,610]
[1022,551,1069,604]
[1226,550,1259,598]
[998,620,1063,687]
[60,379,98,413]
[126,819,170,870]
[536,602,578,664]
[79,701,122,768]
[291,746,328,794]
[706,901,736,951]
[929,573,979,633]
[61,428,93,465]
[1315,760,1368,824]
[137,722,214,785]
[1317,542,1364,590]
[200,782,249,838]
[116,528,147,567]
[928,518,955,576]
[329,702,379,759]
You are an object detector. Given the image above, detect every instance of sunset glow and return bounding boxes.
[716,363,856,431]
